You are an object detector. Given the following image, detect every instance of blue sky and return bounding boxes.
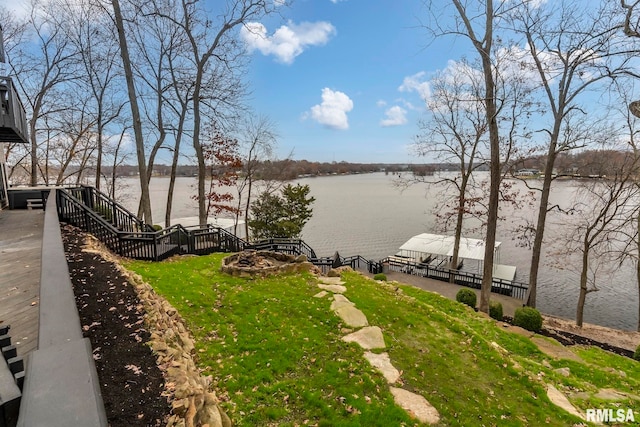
[1,0,476,164]
[240,0,468,163]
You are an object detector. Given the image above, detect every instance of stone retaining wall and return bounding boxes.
[85,238,232,427]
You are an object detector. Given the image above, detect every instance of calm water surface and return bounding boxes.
[117,173,639,330]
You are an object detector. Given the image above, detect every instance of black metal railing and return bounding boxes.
[57,186,525,299]
[383,256,528,300]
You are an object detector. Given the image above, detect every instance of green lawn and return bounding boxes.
[125,254,640,426]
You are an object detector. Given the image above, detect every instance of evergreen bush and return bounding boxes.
[456,288,477,309]
[373,273,387,281]
[513,307,543,332]
[634,344,640,362]
[489,301,503,321]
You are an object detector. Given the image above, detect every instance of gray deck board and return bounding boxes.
[0,210,43,357]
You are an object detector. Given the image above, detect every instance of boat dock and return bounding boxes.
[387,233,528,300]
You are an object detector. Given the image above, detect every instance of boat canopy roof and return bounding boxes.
[398,233,500,261]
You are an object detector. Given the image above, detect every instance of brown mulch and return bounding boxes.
[62,224,171,427]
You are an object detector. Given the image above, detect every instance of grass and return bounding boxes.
[125,255,640,426]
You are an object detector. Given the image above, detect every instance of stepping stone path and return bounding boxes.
[316,276,440,425]
[546,384,585,421]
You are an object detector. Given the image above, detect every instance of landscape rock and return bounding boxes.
[546,384,584,420]
[595,388,630,401]
[313,291,328,298]
[334,305,369,328]
[342,326,386,349]
[319,277,346,285]
[363,351,400,383]
[318,283,347,294]
[554,367,571,377]
[327,266,353,277]
[389,387,440,424]
[117,267,232,427]
[531,337,583,362]
[330,294,355,310]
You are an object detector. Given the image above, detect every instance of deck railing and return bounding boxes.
[0,76,28,143]
[57,186,525,298]
[383,256,528,300]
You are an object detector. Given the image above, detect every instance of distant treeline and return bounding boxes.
[103,149,632,180]
[107,160,447,180]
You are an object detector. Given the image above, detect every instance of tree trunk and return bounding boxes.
[165,124,184,229]
[245,177,253,239]
[95,110,103,191]
[193,85,207,226]
[450,192,465,280]
[637,209,640,331]
[527,146,558,308]
[576,245,590,327]
[111,0,153,225]
[479,3,498,315]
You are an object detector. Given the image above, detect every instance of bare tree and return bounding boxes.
[509,0,634,308]
[49,91,97,184]
[409,61,487,273]
[8,1,80,186]
[423,0,506,312]
[553,150,640,327]
[234,115,277,238]
[56,0,125,191]
[110,0,153,224]
[152,0,276,225]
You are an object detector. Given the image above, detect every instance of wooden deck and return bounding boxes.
[0,209,43,357]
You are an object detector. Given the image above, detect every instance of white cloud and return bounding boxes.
[399,72,431,101]
[380,106,408,127]
[241,20,336,64]
[308,88,353,130]
[376,100,387,107]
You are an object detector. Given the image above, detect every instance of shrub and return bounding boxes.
[152,224,163,231]
[489,301,503,321]
[373,273,387,281]
[513,307,543,332]
[634,345,640,362]
[456,288,477,309]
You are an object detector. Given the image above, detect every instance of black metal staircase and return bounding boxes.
[55,186,384,273]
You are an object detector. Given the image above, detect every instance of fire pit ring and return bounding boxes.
[221,250,314,277]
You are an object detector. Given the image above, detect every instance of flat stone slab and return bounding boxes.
[335,305,368,328]
[546,384,584,420]
[313,291,328,298]
[595,388,630,401]
[330,294,354,310]
[531,337,583,362]
[342,326,385,349]
[390,387,440,425]
[364,351,400,384]
[318,284,347,294]
[319,277,345,285]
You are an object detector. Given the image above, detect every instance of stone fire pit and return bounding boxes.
[221,250,314,277]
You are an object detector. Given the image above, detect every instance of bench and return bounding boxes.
[26,199,43,210]
[0,325,24,427]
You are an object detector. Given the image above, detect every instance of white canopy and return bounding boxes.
[398,233,501,261]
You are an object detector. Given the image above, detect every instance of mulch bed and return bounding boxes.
[62,224,171,427]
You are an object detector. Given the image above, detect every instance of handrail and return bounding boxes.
[56,186,380,272]
[382,256,529,300]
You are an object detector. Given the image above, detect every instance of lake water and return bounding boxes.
[115,172,639,331]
